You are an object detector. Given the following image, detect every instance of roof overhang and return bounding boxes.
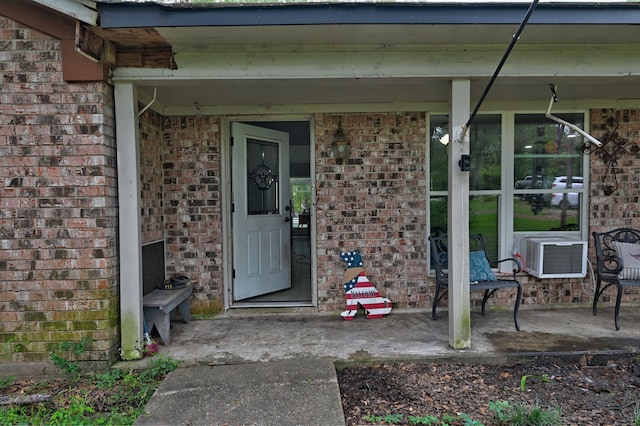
[94,1,640,112]
[98,2,640,28]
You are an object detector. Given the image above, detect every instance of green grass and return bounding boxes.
[0,356,179,426]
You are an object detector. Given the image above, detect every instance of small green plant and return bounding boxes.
[363,412,484,425]
[408,414,440,425]
[459,412,485,426]
[48,395,95,426]
[48,337,91,375]
[363,413,403,424]
[0,375,16,389]
[94,368,124,389]
[634,401,640,426]
[490,400,562,426]
[0,403,50,425]
[520,373,552,391]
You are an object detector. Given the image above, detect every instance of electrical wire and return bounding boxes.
[460,0,539,141]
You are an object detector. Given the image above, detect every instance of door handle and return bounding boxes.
[285,203,292,222]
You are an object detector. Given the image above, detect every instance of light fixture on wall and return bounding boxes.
[332,124,351,164]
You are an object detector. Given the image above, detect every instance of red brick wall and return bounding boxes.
[0,16,119,365]
[587,108,640,304]
[162,116,224,314]
[315,113,429,312]
[151,111,640,314]
[139,108,165,244]
[590,109,640,231]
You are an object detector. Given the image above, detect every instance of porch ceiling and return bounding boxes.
[97,4,640,111]
[134,75,640,112]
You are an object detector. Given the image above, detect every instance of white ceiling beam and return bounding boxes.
[113,46,640,81]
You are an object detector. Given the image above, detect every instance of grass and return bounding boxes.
[0,355,179,425]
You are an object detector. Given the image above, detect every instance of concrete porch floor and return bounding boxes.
[126,305,640,368]
[131,305,638,425]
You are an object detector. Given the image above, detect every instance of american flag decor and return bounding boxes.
[339,251,392,320]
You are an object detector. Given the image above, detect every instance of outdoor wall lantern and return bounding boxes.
[332,124,351,164]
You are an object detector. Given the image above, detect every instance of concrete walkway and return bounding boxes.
[132,306,639,425]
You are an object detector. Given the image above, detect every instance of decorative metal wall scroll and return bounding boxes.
[584,116,639,196]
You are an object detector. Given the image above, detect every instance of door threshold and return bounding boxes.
[231,301,314,309]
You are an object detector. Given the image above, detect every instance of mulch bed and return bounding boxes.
[338,355,640,425]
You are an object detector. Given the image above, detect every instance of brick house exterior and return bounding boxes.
[1,14,119,367]
[1,1,640,369]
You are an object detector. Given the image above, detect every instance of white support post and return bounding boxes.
[448,79,471,349]
[115,81,144,360]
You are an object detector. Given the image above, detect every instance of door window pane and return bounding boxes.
[247,139,279,215]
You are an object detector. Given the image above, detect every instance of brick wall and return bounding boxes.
[315,113,429,312]
[151,111,640,314]
[0,16,119,366]
[139,108,165,244]
[587,108,640,304]
[162,116,224,315]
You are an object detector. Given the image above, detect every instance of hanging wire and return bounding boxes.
[458,0,539,142]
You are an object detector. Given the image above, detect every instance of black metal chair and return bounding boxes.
[429,233,523,331]
[592,228,640,330]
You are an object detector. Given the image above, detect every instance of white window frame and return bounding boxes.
[427,110,591,271]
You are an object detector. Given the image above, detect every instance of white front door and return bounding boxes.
[232,122,291,301]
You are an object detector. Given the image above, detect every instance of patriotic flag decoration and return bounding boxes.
[339,251,392,320]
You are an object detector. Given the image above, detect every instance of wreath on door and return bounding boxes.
[251,163,275,191]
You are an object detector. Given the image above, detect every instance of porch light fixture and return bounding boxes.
[332,124,351,164]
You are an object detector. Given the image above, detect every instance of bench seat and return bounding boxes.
[429,233,523,330]
[143,283,193,345]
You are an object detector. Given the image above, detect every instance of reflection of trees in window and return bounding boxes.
[469,115,501,191]
[429,116,449,192]
[514,114,584,185]
[291,178,311,215]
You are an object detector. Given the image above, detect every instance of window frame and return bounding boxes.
[427,110,590,272]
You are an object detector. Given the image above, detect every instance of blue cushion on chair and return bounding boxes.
[469,251,496,282]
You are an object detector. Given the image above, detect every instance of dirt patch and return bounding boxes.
[338,354,640,425]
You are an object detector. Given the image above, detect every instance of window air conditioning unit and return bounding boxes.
[519,237,587,278]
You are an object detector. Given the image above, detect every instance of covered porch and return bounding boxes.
[97,1,640,358]
[119,305,640,368]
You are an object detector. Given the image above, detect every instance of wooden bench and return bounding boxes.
[429,233,523,330]
[592,228,640,330]
[143,283,193,345]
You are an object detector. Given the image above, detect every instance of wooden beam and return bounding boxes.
[1,0,108,82]
[116,48,176,69]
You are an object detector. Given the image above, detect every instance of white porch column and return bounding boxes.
[448,79,471,349]
[115,81,144,360]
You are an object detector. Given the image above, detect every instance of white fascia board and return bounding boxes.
[33,0,98,25]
